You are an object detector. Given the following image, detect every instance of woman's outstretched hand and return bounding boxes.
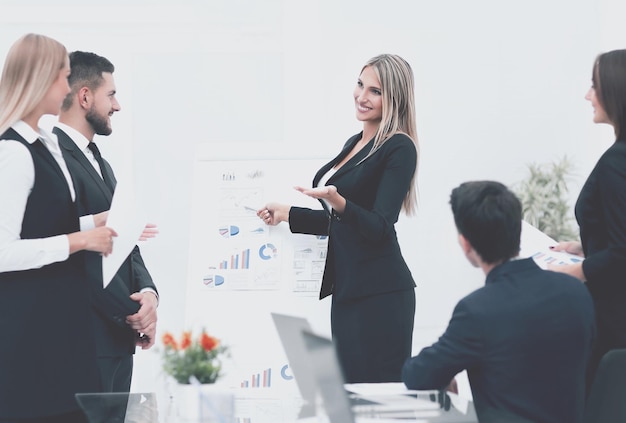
[294,185,346,214]
[294,185,337,199]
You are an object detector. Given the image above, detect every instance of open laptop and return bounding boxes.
[271,313,444,420]
[75,392,158,423]
[300,330,479,423]
[270,312,318,417]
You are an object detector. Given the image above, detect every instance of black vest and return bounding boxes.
[0,128,99,418]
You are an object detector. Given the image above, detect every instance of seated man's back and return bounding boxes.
[402,181,595,423]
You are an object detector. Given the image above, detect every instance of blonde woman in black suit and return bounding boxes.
[259,54,418,383]
[550,49,626,391]
[0,34,116,423]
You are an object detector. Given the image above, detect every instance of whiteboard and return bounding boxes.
[185,157,333,396]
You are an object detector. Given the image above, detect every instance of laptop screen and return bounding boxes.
[270,312,317,412]
[301,329,356,423]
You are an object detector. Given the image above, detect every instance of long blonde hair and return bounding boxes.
[0,33,67,135]
[361,54,419,215]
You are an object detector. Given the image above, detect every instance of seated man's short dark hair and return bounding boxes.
[450,180,521,264]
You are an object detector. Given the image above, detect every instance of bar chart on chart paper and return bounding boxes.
[240,368,273,388]
[218,248,251,270]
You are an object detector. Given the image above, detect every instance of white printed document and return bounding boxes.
[102,178,146,287]
[520,220,583,269]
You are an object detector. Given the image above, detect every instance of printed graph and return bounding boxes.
[217,249,251,270]
[240,367,272,388]
[202,274,225,286]
[219,225,240,238]
[258,243,278,260]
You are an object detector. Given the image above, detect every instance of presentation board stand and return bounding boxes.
[185,157,332,413]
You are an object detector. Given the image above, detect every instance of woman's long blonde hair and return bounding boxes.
[361,54,419,215]
[0,33,67,135]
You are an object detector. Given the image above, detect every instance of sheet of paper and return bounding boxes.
[343,382,428,396]
[299,418,429,423]
[520,220,583,269]
[102,177,146,287]
[451,370,472,414]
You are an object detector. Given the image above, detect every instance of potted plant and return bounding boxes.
[161,329,228,385]
[513,155,579,242]
[161,329,232,421]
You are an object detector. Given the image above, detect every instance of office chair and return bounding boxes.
[583,348,626,423]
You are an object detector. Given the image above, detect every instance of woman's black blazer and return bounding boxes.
[289,132,417,302]
[576,139,626,331]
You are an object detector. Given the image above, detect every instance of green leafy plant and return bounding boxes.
[161,329,228,384]
[514,156,579,241]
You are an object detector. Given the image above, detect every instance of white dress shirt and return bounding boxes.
[54,122,104,231]
[0,121,73,272]
[55,121,103,179]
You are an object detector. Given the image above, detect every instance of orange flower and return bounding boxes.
[162,332,178,350]
[162,329,227,384]
[200,332,219,352]
[180,331,192,350]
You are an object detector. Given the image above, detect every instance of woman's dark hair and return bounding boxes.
[593,49,626,140]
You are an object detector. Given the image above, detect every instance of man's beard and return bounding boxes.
[86,107,112,136]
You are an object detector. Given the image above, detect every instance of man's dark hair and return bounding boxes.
[449,180,521,264]
[62,51,114,110]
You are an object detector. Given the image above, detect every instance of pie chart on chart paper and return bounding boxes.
[259,243,278,260]
[219,225,239,238]
[202,274,225,286]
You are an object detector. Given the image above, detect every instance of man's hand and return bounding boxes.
[126,291,158,349]
[447,378,458,394]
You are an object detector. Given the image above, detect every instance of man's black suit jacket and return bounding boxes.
[55,126,157,357]
[402,259,596,423]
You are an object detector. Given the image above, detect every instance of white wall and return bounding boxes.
[1,0,625,392]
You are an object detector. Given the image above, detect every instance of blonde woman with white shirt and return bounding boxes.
[0,33,116,423]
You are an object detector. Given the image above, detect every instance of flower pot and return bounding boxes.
[171,383,235,422]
